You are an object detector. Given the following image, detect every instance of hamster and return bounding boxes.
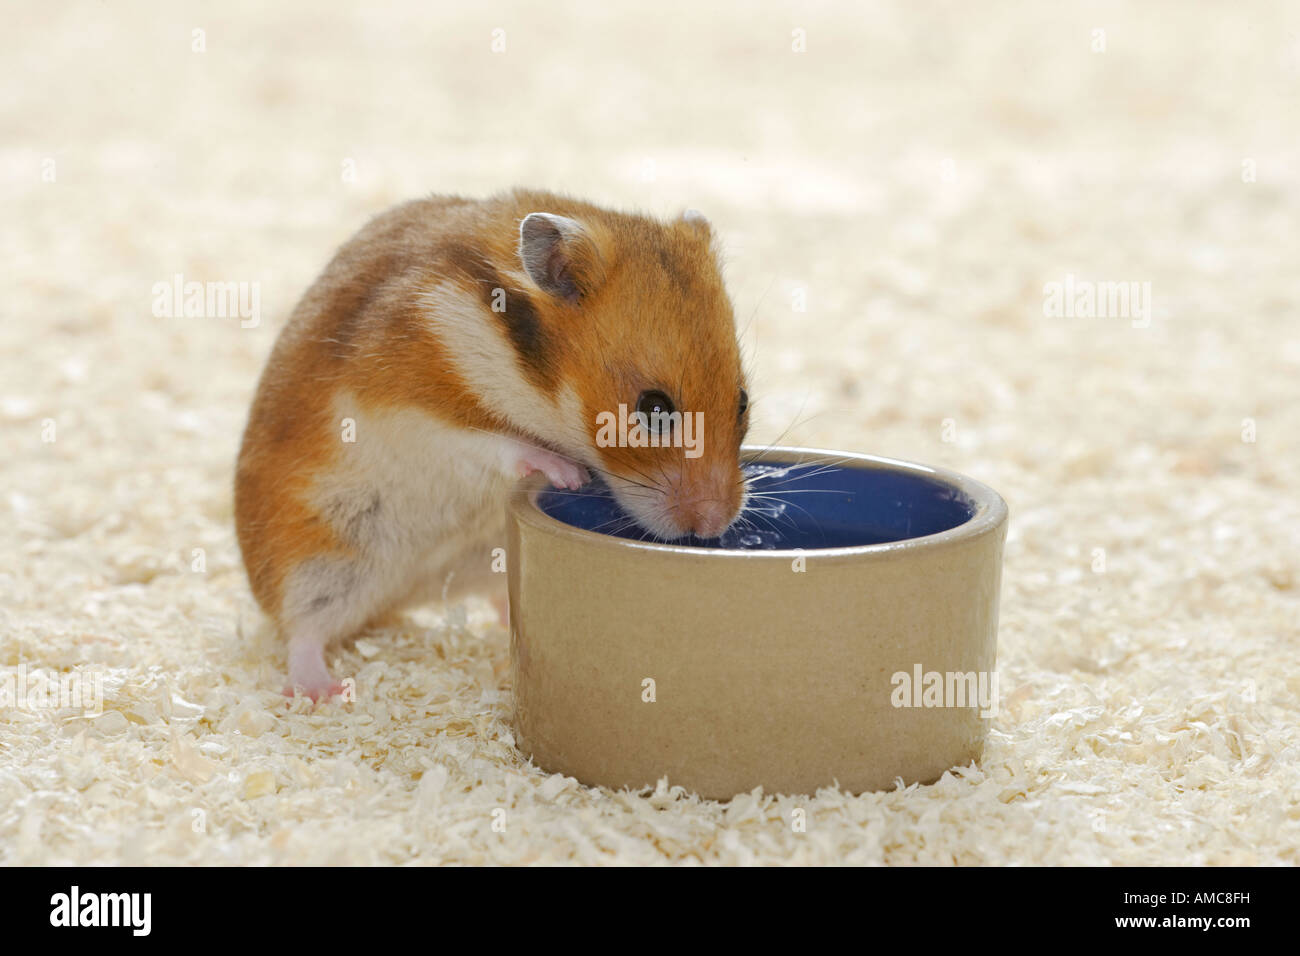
[234,189,751,699]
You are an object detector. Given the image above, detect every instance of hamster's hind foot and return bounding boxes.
[283,633,347,702]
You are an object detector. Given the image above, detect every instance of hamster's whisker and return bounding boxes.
[740,507,783,537]
[741,498,798,532]
[745,488,844,496]
[739,402,814,466]
[748,493,820,531]
[748,453,852,475]
[740,457,850,489]
[588,515,643,535]
[617,463,667,494]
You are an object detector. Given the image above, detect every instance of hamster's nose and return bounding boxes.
[686,500,732,539]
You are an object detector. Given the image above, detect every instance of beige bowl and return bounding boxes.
[506,446,1008,800]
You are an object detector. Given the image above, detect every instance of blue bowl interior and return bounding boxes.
[537,458,977,550]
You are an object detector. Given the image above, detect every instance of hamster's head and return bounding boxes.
[516,206,749,540]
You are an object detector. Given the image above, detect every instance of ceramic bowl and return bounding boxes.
[506,446,1008,799]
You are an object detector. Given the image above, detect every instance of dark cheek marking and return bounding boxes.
[498,292,552,382]
[444,244,556,392]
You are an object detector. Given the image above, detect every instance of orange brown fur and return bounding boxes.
[235,189,748,693]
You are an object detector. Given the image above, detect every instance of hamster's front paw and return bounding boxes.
[514,446,590,490]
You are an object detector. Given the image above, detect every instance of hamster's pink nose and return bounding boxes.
[685,500,732,539]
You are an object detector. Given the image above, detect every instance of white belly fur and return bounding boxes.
[280,390,514,642]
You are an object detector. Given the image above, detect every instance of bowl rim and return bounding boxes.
[509,445,1009,562]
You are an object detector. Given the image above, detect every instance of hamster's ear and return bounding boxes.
[680,208,712,237]
[518,213,601,302]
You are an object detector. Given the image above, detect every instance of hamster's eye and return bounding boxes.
[635,389,675,433]
[737,388,749,418]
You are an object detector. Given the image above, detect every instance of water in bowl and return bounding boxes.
[537,458,977,550]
